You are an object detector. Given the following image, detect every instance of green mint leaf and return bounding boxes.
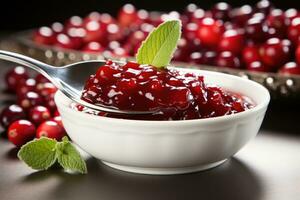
[56,140,87,174]
[136,20,182,68]
[18,137,57,170]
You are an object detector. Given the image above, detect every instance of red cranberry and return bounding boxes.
[29,106,51,125]
[242,45,261,64]
[65,16,83,29]
[5,66,29,92]
[53,116,63,127]
[184,23,199,41]
[17,78,37,97]
[37,82,57,97]
[83,20,106,44]
[188,52,203,64]
[8,120,36,147]
[36,120,66,141]
[118,4,138,27]
[44,95,57,113]
[190,9,205,23]
[285,9,300,21]
[295,45,300,64]
[202,51,217,65]
[260,38,291,70]
[287,17,300,45]
[279,62,300,75]
[35,74,50,84]
[0,104,26,128]
[211,2,231,21]
[245,17,267,42]
[218,29,244,54]
[216,51,241,68]
[82,41,104,53]
[247,61,270,72]
[256,0,273,15]
[18,91,44,110]
[197,18,224,48]
[184,3,198,19]
[53,110,60,117]
[83,11,102,24]
[266,9,290,37]
[55,33,83,49]
[51,22,64,34]
[106,23,124,42]
[230,5,253,27]
[33,26,56,45]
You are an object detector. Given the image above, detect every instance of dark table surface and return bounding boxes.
[0,60,300,200]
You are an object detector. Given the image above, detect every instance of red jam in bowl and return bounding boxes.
[77,60,254,120]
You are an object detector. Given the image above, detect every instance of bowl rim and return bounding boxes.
[55,69,270,125]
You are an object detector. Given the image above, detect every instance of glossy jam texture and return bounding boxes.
[80,61,254,120]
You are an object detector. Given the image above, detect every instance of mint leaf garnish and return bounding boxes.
[136,20,182,68]
[18,136,87,174]
[56,137,87,174]
[18,137,57,170]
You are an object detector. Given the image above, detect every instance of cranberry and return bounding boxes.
[230,5,253,27]
[36,120,66,141]
[266,9,290,34]
[197,17,224,48]
[33,26,56,45]
[202,51,218,65]
[190,9,205,23]
[216,51,241,68]
[256,0,273,15]
[18,91,44,110]
[287,17,300,45]
[247,61,270,72]
[83,11,102,24]
[51,22,64,34]
[17,78,37,97]
[211,2,231,21]
[184,23,199,41]
[218,29,244,54]
[29,106,51,125]
[65,16,83,29]
[279,62,300,75]
[35,74,50,84]
[245,17,267,42]
[118,4,137,27]
[0,105,26,128]
[83,20,106,44]
[8,120,36,147]
[242,45,261,64]
[285,9,300,21]
[5,66,29,92]
[53,116,63,127]
[188,52,203,64]
[53,110,60,117]
[82,41,104,53]
[37,82,57,97]
[260,38,291,70]
[55,33,83,49]
[295,44,300,63]
[44,95,57,113]
[184,3,198,19]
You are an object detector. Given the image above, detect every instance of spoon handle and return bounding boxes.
[0,50,54,79]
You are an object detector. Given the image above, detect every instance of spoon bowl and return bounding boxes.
[0,50,153,114]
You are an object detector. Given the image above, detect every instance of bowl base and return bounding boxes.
[101,159,227,175]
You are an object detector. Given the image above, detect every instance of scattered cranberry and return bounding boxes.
[197,17,224,48]
[211,2,231,21]
[279,62,300,75]
[287,17,300,45]
[245,17,267,42]
[35,74,50,84]
[230,5,253,26]
[83,20,106,44]
[242,45,261,64]
[0,105,26,128]
[218,29,244,54]
[17,91,44,110]
[8,120,36,147]
[17,78,37,97]
[216,51,241,69]
[82,41,105,53]
[33,26,56,45]
[37,82,57,97]
[5,66,29,92]
[65,16,83,29]
[256,0,273,15]
[260,38,290,70]
[266,9,290,35]
[29,106,51,125]
[36,120,66,141]
[118,4,137,27]
[55,33,83,49]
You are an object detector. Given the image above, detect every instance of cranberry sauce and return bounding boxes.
[79,60,254,120]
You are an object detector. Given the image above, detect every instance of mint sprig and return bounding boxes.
[136,20,182,68]
[18,137,87,174]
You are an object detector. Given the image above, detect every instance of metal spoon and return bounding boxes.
[0,50,154,114]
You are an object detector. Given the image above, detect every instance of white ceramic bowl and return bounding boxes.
[55,68,270,175]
